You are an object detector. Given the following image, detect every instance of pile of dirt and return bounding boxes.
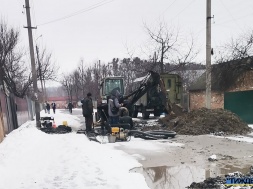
[187,176,225,189]
[158,108,252,135]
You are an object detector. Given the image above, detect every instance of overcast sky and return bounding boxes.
[1,0,253,77]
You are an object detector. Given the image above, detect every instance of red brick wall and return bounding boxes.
[189,91,223,110]
[189,71,253,110]
[228,71,253,92]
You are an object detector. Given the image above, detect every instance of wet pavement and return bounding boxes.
[116,134,253,189]
[66,109,253,189]
[130,164,253,189]
[131,164,205,189]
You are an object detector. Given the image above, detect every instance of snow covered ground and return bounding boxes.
[1,109,253,189]
[0,109,150,189]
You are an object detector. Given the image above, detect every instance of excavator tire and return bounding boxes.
[132,110,138,118]
[142,110,149,119]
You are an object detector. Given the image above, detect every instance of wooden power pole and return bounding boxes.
[36,45,45,106]
[206,0,212,109]
[24,0,40,127]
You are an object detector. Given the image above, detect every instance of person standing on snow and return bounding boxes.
[46,102,50,114]
[51,102,56,114]
[81,93,93,133]
[44,101,47,113]
[108,90,122,125]
[68,102,73,114]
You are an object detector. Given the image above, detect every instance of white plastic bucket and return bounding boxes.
[108,135,116,143]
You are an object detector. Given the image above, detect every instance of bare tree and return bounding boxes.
[61,74,74,102]
[35,46,58,102]
[214,30,253,63]
[0,20,58,99]
[144,22,178,73]
[76,59,86,98]
[0,20,33,98]
[36,46,57,82]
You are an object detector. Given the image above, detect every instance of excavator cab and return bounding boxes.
[99,77,124,104]
[96,77,124,124]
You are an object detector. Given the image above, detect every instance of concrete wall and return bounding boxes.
[189,71,253,110]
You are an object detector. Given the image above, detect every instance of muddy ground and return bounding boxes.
[116,134,253,189]
[80,108,253,188]
[119,108,253,188]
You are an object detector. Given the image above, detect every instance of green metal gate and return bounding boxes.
[224,90,253,124]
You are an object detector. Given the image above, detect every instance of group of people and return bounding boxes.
[81,89,133,134]
[44,101,74,114]
[42,90,131,133]
[44,101,56,114]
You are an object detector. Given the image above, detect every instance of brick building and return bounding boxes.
[188,57,253,123]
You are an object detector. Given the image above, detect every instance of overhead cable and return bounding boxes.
[38,0,115,26]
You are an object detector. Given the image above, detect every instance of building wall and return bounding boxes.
[189,91,224,110]
[228,71,253,92]
[189,71,253,110]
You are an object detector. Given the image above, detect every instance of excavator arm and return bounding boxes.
[122,71,161,110]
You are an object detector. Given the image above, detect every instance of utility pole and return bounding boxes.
[153,52,157,64]
[35,44,45,108]
[24,0,40,127]
[160,46,164,74]
[206,0,212,109]
[43,79,47,101]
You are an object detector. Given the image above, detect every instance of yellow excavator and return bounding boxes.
[91,71,181,141]
[96,71,183,122]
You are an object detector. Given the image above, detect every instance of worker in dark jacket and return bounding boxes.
[119,107,133,130]
[67,102,73,114]
[51,102,56,114]
[46,102,50,114]
[108,90,122,125]
[81,93,93,132]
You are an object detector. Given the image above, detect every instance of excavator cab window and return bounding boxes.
[167,79,171,90]
[104,78,124,96]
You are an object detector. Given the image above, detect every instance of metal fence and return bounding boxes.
[0,89,41,142]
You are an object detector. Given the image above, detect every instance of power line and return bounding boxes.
[170,0,196,21]
[38,0,115,26]
[158,0,177,18]
[219,0,244,33]
[215,12,253,26]
[30,0,40,41]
